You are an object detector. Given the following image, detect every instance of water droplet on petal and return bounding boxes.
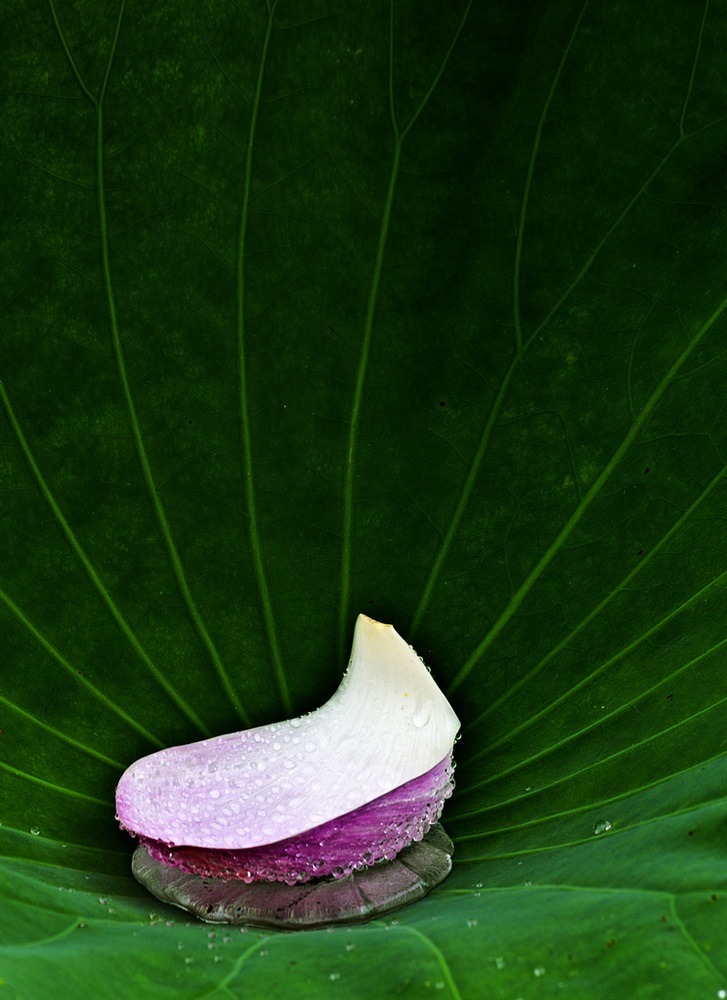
[413,699,433,727]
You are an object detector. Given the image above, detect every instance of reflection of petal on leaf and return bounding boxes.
[132,823,454,929]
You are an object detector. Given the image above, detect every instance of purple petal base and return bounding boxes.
[139,753,454,884]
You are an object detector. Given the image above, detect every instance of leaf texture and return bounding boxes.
[2,0,727,996]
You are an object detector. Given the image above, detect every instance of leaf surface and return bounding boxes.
[2,0,727,996]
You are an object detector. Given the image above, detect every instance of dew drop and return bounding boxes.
[494,957,505,970]
[29,826,40,836]
[329,972,341,981]
[533,967,545,977]
[413,699,433,728]
[593,819,612,835]
[290,718,301,728]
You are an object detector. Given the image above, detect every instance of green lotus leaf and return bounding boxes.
[2,0,727,997]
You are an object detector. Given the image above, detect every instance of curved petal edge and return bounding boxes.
[116,614,460,906]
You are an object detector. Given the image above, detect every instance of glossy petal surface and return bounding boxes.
[116,616,459,850]
[140,753,453,882]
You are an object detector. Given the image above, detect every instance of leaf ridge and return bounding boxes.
[512,0,591,355]
[456,784,727,849]
[0,380,209,735]
[454,699,727,826]
[0,760,107,806]
[50,0,249,725]
[669,894,726,984]
[212,937,274,994]
[0,917,84,951]
[338,140,402,658]
[340,0,473,655]
[234,1,292,716]
[412,35,714,639]
[460,635,727,805]
[448,290,727,693]
[393,926,463,1000]
[678,0,711,136]
[0,694,123,770]
[0,585,163,747]
[468,460,727,737]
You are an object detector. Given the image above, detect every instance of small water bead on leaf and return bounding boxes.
[117,615,459,927]
[593,819,613,835]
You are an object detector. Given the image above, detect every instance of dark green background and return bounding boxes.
[2,0,727,996]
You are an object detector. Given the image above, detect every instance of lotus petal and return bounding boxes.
[140,751,454,882]
[116,615,460,922]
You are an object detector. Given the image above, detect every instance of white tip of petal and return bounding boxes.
[116,615,460,850]
[332,615,459,776]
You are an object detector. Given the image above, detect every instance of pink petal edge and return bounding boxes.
[134,752,454,884]
[115,616,460,851]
